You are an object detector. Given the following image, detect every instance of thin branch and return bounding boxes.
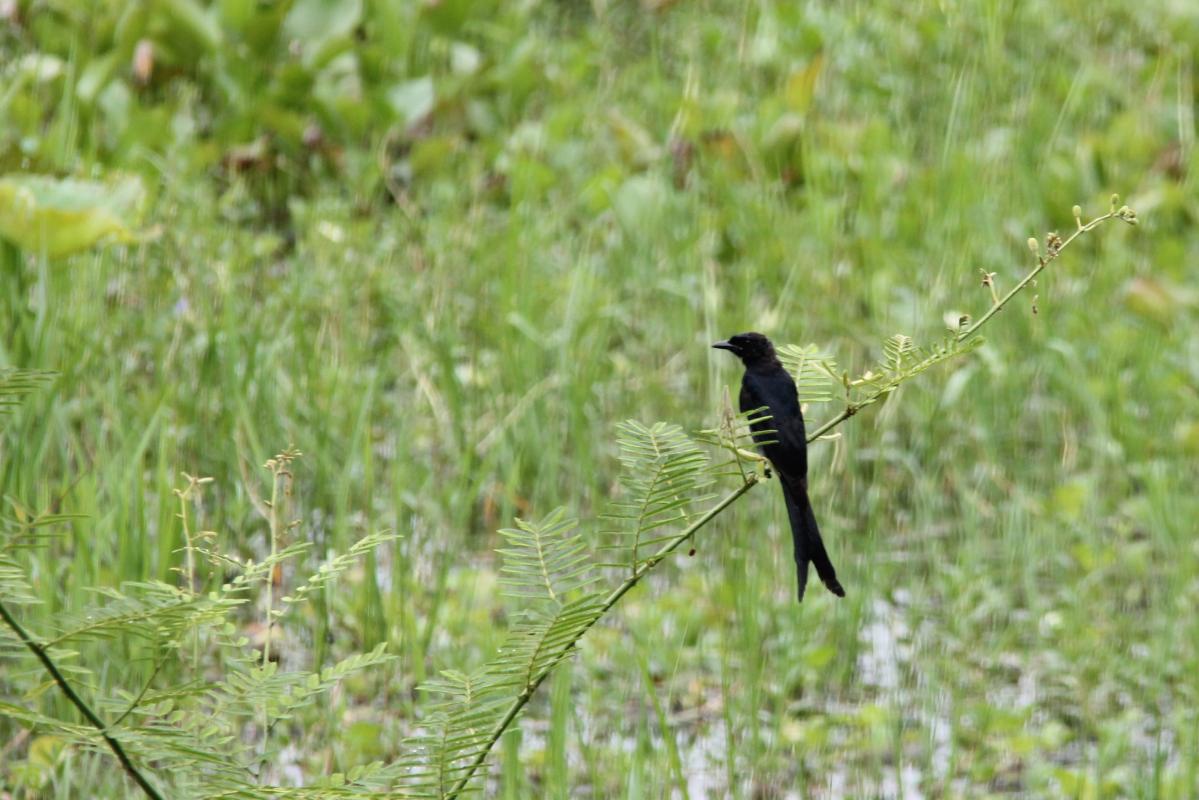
[958,208,1126,339]
[807,207,1135,443]
[445,475,760,798]
[110,655,168,729]
[262,463,282,669]
[256,446,301,784]
[0,598,165,800]
[40,600,196,649]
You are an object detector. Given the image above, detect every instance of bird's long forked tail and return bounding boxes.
[780,480,846,601]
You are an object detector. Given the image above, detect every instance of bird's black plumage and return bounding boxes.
[713,332,845,601]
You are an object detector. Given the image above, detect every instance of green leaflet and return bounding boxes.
[0,369,54,420]
[777,343,839,404]
[602,421,715,574]
[396,595,605,799]
[496,509,594,604]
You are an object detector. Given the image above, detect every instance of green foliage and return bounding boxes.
[397,669,509,799]
[281,531,402,610]
[777,344,838,405]
[0,0,550,212]
[0,368,54,419]
[396,508,608,798]
[0,174,146,256]
[42,580,234,648]
[602,421,714,574]
[1,371,65,609]
[495,509,594,605]
[0,395,401,797]
[400,417,762,797]
[783,331,985,416]
[853,331,986,402]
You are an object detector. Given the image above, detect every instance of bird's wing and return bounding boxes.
[771,414,809,481]
[740,372,808,478]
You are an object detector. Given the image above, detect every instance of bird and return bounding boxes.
[712,332,845,601]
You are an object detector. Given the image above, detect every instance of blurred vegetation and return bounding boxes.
[1,0,1197,797]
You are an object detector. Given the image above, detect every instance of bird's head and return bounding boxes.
[712,332,778,366]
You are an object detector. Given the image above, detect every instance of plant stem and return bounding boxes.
[178,484,201,669]
[263,467,280,668]
[959,211,1118,340]
[445,475,759,799]
[257,463,283,784]
[0,599,165,800]
[807,211,1127,444]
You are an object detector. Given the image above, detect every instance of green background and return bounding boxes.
[1,0,1196,796]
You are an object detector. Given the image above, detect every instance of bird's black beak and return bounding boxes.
[712,340,737,352]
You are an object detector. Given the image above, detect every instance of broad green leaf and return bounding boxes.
[160,0,223,53]
[784,55,824,114]
[0,174,145,257]
[387,76,435,126]
[284,0,363,44]
[76,53,120,106]
[11,53,65,85]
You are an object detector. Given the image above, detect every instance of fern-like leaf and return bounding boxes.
[882,334,916,373]
[396,593,604,798]
[395,669,510,798]
[602,421,713,573]
[906,332,985,377]
[777,344,838,404]
[43,582,240,648]
[282,530,401,608]
[0,552,38,604]
[496,509,593,605]
[0,368,53,421]
[216,644,395,728]
[487,595,604,694]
